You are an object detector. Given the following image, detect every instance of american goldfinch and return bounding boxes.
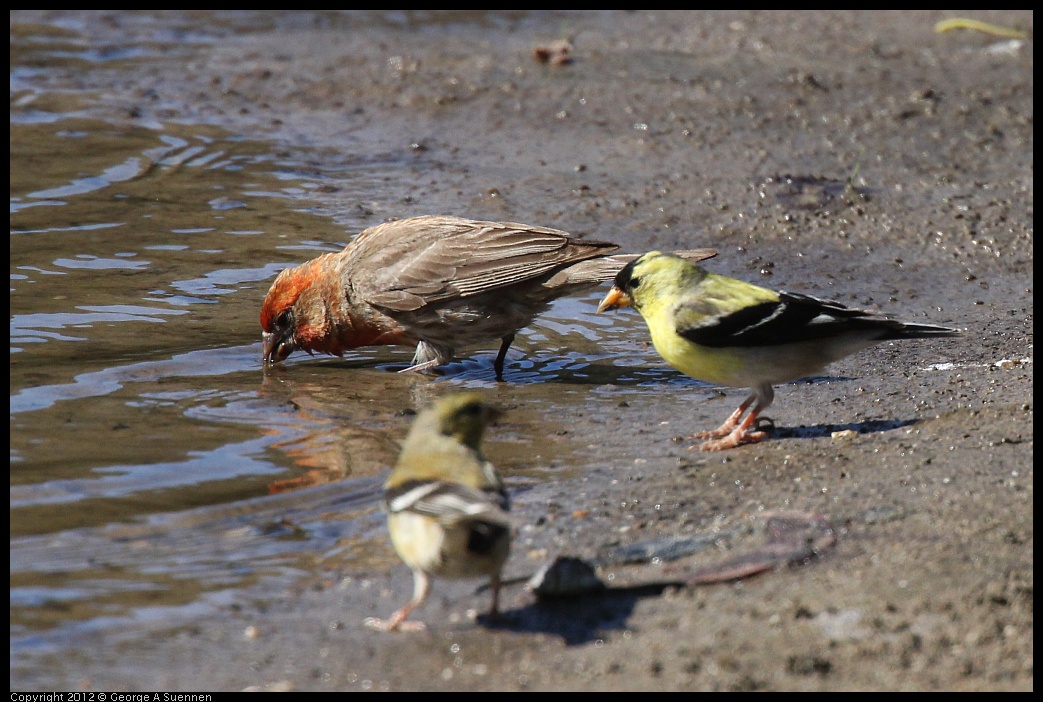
[261,215,717,379]
[596,251,961,451]
[364,393,511,632]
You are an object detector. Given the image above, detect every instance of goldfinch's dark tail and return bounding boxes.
[876,321,962,340]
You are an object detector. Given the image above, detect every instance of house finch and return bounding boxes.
[260,215,717,379]
[597,251,961,451]
[363,393,510,632]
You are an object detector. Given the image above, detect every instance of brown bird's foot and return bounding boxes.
[398,359,442,374]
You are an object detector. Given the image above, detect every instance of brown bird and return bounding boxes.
[260,215,717,379]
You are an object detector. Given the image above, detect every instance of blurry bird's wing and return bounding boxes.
[347,216,619,312]
[385,478,511,526]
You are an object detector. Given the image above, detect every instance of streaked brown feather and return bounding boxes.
[355,216,619,311]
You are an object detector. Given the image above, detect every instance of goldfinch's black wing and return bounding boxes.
[676,288,950,348]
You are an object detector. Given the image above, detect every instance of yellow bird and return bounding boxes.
[597,251,960,451]
[364,393,511,632]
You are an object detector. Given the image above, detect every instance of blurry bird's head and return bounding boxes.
[415,393,503,452]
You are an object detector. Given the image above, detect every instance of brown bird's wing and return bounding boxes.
[545,249,718,288]
[345,215,620,312]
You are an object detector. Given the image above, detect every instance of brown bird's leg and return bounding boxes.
[363,568,430,633]
[493,333,514,381]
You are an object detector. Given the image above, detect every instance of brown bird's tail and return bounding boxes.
[544,248,718,287]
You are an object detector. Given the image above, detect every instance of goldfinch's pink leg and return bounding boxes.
[695,405,771,451]
[688,389,775,452]
[691,394,757,440]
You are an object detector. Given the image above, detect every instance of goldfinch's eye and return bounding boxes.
[627,276,641,290]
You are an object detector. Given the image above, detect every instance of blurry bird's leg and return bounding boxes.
[493,334,515,381]
[474,572,504,625]
[363,569,430,633]
[488,572,502,616]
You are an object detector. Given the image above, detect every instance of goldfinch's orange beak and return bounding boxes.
[596,286,632,313]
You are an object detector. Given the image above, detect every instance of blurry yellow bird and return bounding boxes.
[364,393,511,632]
[597,251,961,451]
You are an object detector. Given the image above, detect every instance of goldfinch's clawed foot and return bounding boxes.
[691,425,771,452]
[689,402,772,451]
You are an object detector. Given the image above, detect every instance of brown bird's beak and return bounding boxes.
[262,331,293,365]
[262,331,278,364]
[596,286,632,313]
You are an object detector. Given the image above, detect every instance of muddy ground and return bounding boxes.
[11,11,1032,691]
